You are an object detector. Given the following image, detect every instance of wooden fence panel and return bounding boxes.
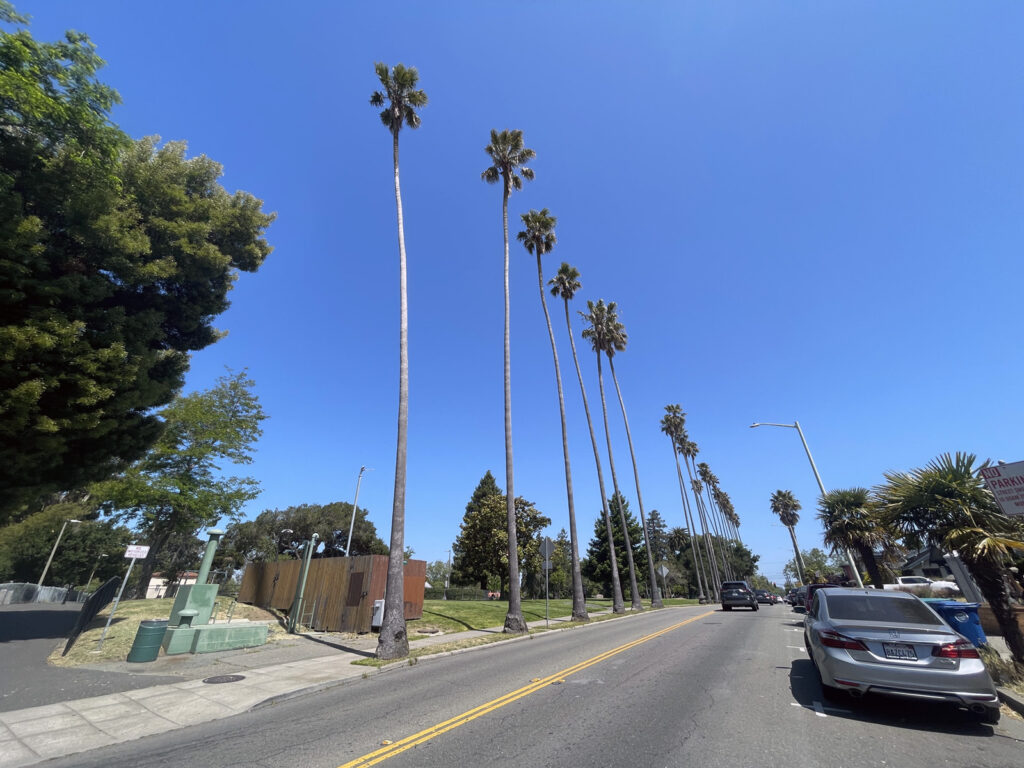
[238,556,425,633]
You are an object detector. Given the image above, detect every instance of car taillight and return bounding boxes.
[932,639,980,659]
[817,630,867,651]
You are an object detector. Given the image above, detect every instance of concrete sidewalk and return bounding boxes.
[0,613,595,767]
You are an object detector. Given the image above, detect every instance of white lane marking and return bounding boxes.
[786,628,802,632]
[786,646,806,652]
[812,701,827,717]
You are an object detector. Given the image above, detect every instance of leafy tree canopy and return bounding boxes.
[0,8,275,520]
[583,494,645,598]
[451,471,550,593]
[94,369,266,597]
[783,547,844,584]
[0,497,132,587]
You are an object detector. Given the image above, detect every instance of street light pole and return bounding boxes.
[344,466,371,556]
[85,553,108,591]
[750,421,864,588]
[37,519,81,587]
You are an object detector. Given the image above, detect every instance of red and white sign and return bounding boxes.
[979,460,1024,517]
[124,544,151,560]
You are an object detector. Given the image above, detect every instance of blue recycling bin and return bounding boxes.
[923,599,986,647]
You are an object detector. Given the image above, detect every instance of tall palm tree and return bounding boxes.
[877,452,1024,664]
[679,439,722,595]
[482,129,535,634]
[817,488,889,587]
[698,462,733,580]
[369,62,426,660]
[601,307,662,608]
[517,212,587,622]
[550,264,624,613]
[770,489,807,584]
[660,405,707,601]
[581,299,642,610]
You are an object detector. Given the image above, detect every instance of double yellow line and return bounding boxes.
[338,611,713,768]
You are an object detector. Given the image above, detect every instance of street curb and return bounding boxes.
[997,686,1024,718]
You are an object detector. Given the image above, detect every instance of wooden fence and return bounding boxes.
[237,555,426,634]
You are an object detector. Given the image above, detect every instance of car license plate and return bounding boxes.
[883,642,917,661]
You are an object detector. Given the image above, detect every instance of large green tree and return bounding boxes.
[369,62,426,660]
[0,499,131,587]
[482,128,535,634]
[550,264,624,613]
[95,370,266,598]
[0,10,274,521]
[451,474,550,596]
[877,452,1024,664]
[581,299,642,610]
[517,210,587,622]
[583,494,647,601]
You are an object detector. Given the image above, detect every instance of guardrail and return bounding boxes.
[0,583,88,605]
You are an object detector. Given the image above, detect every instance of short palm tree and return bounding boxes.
[581,299,642,610]
[601,306,662,608]
[550,265,624,613]
[877,452,1024,664]
[517,212,587,622]
[817,488,890,587]
[660,405,707,601]
[369,62,426,660]
[482,129,535,634]
[770,489,807,584]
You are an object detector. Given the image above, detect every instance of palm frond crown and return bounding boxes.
[369,62,427,135]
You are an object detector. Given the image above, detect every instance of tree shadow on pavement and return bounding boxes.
[297,633,375,657]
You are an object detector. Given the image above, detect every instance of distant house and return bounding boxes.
[147,570,198,599]
[901,546,955,580]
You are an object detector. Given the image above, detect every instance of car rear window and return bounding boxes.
[825,595,944,625]
[721,582,747,590]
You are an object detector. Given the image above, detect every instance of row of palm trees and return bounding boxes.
[769,453,1024,665]
[369,62,743,658]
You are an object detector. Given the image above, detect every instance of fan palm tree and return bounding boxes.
[679,439,722,594]
[660,405,707,601]
[581,299,642,610]
[550,265,624,613]
[369,62,426,660]
[517,212,587,622]
[481,129,535,634]
[770,489,806,584]
[698,462,734,580]
[601,307,662,608]
[817,488,890,587]
[876,452,1024,664]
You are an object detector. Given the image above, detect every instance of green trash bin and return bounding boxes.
[127,619,168,663]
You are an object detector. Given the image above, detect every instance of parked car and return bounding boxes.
[803,587,1000,724]
[720,580,758,611]
[883,575,960,594]
[754,589,774,605]
[803,583,840,611]
[792,586,808,610]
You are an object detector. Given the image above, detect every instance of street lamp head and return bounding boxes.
[69,519,81,524]
[749,423,761,428]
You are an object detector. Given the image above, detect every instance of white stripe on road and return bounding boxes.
[786,646,806,652]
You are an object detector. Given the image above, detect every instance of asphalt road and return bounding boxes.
[43,604,1024,768]
[0,604,179,712]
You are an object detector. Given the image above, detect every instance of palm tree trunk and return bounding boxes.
[537,257,587,622]
[684,460,720,595]
[607,357,661,608]
[672,449,707,601]
[856,544,884,588]
[787,526,805,584]
[378,128,411,659]
[563,301,623,613]
[501,180,526,634]
[702,483,733,581]
[596,352,642,610]
[966,559,1024,664]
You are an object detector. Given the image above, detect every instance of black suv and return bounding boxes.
[720,580,758,611]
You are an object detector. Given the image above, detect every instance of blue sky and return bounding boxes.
[18,2,1024,585]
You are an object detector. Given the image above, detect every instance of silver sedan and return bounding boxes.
[803,588,1000,724]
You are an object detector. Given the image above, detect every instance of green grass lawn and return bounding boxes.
[408,597,699,635]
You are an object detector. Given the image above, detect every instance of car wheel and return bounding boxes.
[752,603,759,611]
[723,605,732,611]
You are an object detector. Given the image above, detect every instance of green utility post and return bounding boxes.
[196,529,225,584]
[288,533,319,633]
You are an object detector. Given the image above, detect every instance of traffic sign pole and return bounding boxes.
[96,544,151,651]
